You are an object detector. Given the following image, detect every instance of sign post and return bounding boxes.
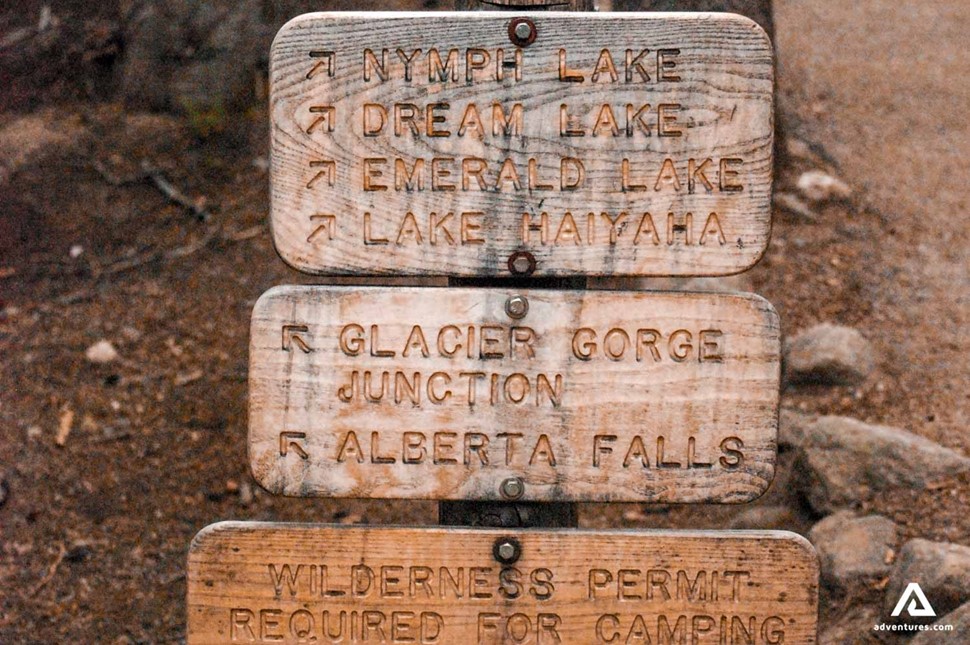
[187,4,819,643]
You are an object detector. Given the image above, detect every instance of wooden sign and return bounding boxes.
[187,523,819,644]
[249,286,780,502]
[270,12,774,276]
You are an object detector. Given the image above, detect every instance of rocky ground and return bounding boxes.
[1,1,968,643]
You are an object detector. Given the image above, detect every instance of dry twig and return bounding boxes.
[140,160,210,222]
[30,544,67,597]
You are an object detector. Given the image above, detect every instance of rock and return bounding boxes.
[774,191,818,223]
[796,170,852,202]
[0,109,86,184]
[808,511,897,592]
[119,1,422,116]
[85,340,119,364]
[238,480,254,506]
[728,505,798,530]
[784,137,820,163]
[819,604,880,645]
[884,539,970,626]
[794,416,970,514]
[119,0,266,115]
[779,407,815,450]
[910,601,970,643]
[784,323,874,385]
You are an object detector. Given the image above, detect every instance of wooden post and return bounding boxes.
[441,0,595,530]
[455,0,595,11]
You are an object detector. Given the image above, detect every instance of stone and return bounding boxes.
[85,340,119,364]
[819,604,880,645]
[910,601,970,643]
[238,480,254,506]
[774,191,818,223]
[784,137,820,163]
[728,505,798,530]
[785,323,874,385]
[884,539,970,626]
[779,407,814,450]
[796,170,852,202]
[120,0,265,114]
[794,416,970,514]
[0,109,86,184]
[808,511,897,592]
[119,1,422,116]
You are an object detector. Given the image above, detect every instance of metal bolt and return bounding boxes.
[505,295,529,319]
[508,18,537,47]
[500,476,525,500]
[507,251,536,276]
[493,537,522,565]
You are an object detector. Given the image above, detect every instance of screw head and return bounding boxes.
[508,18,537,47]
[500,476,525,500]
[507,251,536,276]
[493,537,522,564]
[505,294,529,319]
[498,542,516,560]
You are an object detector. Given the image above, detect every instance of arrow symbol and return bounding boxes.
[306,160,336,189]
[282,324,312,352]
[279,432,309,459]
[306,214,336,244]
[307,106,335,134]
[307,51,336,79]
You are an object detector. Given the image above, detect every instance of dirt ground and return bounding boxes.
[1,1,967,643]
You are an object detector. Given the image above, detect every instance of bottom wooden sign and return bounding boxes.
[188,523,818,644]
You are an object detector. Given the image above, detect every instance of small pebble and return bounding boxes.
[238,480,254,506]
[797,170,852,203]
[85,340,119,364]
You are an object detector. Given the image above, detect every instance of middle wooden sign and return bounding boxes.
[249,286,780,502]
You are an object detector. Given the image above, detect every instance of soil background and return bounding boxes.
[0,1,967,642]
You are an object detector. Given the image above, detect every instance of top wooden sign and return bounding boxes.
[270,12,774,276]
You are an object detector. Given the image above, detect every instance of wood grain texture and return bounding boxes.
[187,523,819,644]
[270,12,774,276]
[248,286,780,502]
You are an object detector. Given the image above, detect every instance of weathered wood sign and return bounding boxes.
[249,286,780,502]
[188,523,818,644]
[270,12,774,276]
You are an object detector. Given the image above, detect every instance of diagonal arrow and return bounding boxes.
[282,324,312,352]
[307,51,336,80]
[307,106,335,134]
[306,214,336,244]
[279,432,309,459]
[306,160,336,190]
